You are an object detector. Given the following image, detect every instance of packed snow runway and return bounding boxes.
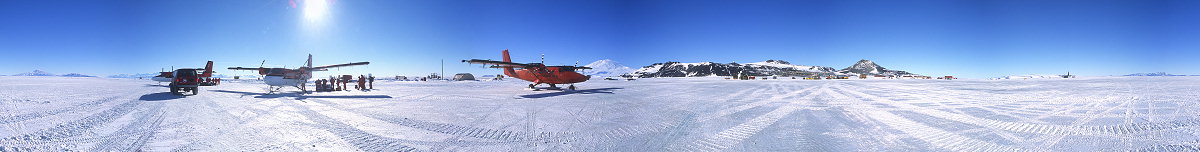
[2,76,1200,151]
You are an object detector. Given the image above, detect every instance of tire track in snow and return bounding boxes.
[833,83,1085,136]
[824,84,1025,151]
[4,96,143,141]
[0,96,121,124]
[0,102,165,151]
[695,83,821,122]
[306,99,569,143]
[286,101,422,152]
[668,106,797,151]
[91,104,166,151]
[665,83,828,151]
[865,110,1024,151]
[837,83,1200,138]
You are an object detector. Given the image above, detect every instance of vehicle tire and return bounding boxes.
[192,87,199,95]
[528,84,535,89]
[170,87,178,95]
[549,84,557,88]
[568,85,575,90]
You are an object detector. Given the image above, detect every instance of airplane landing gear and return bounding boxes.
[568,85,576,90]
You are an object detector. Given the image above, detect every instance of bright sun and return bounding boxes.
[303,0,329,22]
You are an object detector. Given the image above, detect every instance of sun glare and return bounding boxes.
[303,0,329,22]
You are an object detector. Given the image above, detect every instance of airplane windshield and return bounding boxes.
[266,68,288,76]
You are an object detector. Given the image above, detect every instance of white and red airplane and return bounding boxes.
[152,61,214,83]
[228,54,368,93]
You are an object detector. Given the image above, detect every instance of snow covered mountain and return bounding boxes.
[838,59,915,76]
[11,70,98,77]
[990,74,1064,80]
[108,73,160,78]
[580,59,634,77]
[628,59,925,78]
[58,73,97,77]
[13,70,56,76]
[627,60,837,78]
[1124,72,1193,76]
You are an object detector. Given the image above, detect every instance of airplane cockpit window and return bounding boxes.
[266,68,287,76]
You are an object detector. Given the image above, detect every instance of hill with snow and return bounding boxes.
[629,59,920,78]
[1124,72,1195,76]
[10,70,99,77]
[838,59,915,76]
[108,73,160,78]
[579,59,634,77]
[58,73,97,77]
[13,70,56,76]
[990,74,1065,80]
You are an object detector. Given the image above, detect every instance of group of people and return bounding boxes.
[314,75,375,92]
[201,77,222,86]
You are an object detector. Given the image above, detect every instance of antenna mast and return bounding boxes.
[441,59,444,80]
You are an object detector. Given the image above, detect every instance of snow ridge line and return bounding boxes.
[696,83,821,122]
[0,96,121,124]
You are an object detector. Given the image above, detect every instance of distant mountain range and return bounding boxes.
[625,59,920,78]
[108,73,253,79]
[11,70,96,77]
[1124,72,1197,76]
[108,73,161,78]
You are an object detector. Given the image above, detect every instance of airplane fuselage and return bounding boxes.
[507,67,590,85]
[151,76,172,82]
[263,75,307,87]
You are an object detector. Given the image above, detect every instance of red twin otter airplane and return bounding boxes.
[463,49,592,90]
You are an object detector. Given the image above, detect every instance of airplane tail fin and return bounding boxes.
[201,61,214,77]
[306,54,313,68]
[501,49,517,76]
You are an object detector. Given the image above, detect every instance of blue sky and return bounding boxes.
[1,0,1197,78]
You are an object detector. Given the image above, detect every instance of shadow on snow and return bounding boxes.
[519,87,622,99]
[139,92,185,101]
[210,90,392,100]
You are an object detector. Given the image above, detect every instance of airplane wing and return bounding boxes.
[548,66,592,71]
[228,67,265,70]
[311,62,370,70]
[463,59,533,69]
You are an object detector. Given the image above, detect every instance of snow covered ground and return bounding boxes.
[2,76,1200,151]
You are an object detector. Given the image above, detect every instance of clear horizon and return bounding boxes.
[2,0,1198,78]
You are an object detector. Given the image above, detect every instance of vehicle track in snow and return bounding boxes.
[90,103,166,151]
[825,83,1026,151]
[3,95,144,141]
[306,98,569,143]
[0,101,166,151]
[285,101,422,152]
[0,96,122,124]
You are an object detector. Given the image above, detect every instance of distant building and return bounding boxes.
[453,73,475,81]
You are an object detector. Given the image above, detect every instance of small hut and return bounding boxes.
[453,73,475,81]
